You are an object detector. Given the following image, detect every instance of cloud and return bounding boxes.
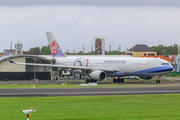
[0,6,180,53]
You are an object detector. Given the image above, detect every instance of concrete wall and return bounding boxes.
[0,57,26,72]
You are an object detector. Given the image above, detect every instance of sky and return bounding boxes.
[0,0,180,53]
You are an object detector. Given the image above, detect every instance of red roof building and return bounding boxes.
[0,54,3,57]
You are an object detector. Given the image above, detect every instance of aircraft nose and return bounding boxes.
[170,65,173,71]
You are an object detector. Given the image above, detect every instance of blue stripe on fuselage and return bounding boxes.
[134,65,173,74]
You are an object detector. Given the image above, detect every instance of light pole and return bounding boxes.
[91,42,94,52]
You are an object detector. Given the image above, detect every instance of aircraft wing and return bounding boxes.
[8,59,116,72]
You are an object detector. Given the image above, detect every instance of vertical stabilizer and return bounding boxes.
[46,32,66,57]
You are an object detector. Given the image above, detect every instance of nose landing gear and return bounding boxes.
[156,75,161,84]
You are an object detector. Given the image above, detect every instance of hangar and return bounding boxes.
[0,54,52,80]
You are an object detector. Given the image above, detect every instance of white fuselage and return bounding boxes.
[54,56,173,78]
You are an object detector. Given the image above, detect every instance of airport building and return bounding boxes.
[0,41,51,80]
[127,44,157,57]
[0,55,51,80]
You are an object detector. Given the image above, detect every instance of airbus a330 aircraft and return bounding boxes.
[9,32,173,84]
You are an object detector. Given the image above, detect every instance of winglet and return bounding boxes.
[8,59,15,64]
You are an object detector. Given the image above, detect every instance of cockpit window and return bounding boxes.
[162,63,169,65]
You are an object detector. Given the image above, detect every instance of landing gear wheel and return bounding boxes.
[113,79,117,83]
[90,79,93,83]
[117,79,120,83]
[86,79,89,83]
[156,75,161,84]
[156,80,160,84]
[120,79,124,83]
[94,80,97,83]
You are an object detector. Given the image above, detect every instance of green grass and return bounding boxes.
[0,77,180,89]
[0,83,180,89]
[166,76,180,78]
[1,95,180,120]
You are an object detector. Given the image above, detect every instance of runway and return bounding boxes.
[1,86,180,97]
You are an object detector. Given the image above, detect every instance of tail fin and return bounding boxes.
[46,32,66,57]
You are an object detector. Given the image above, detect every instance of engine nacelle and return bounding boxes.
[89,71,106,81]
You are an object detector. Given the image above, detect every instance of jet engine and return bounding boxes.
[89,71,106,81]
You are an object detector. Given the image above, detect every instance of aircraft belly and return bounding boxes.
[107,72,126,77]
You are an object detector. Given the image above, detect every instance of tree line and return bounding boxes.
[29,45,51,55]
[29,44,179,56]
[151,44,178,55]
[29,45,126,55]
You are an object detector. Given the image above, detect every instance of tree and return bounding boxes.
[151,44,178,55]
[41,45,51,55]
[77,51,86,55]
[86,51,95,55]
[105,50,126,55]
[29,47,41,55]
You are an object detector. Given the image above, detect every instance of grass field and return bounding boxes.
[0,77,180,89]
[0,83,180,89]
[0,94,180,120]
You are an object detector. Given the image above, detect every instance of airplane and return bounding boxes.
[8,32,173,84]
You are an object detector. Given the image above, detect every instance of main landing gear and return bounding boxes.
[156,75,161,84]
[113,78,124,83]
[86,79,97,83]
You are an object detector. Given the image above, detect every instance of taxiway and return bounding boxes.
[1,86,180,97]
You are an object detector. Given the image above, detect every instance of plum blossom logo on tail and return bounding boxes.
[50,40,59,55]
